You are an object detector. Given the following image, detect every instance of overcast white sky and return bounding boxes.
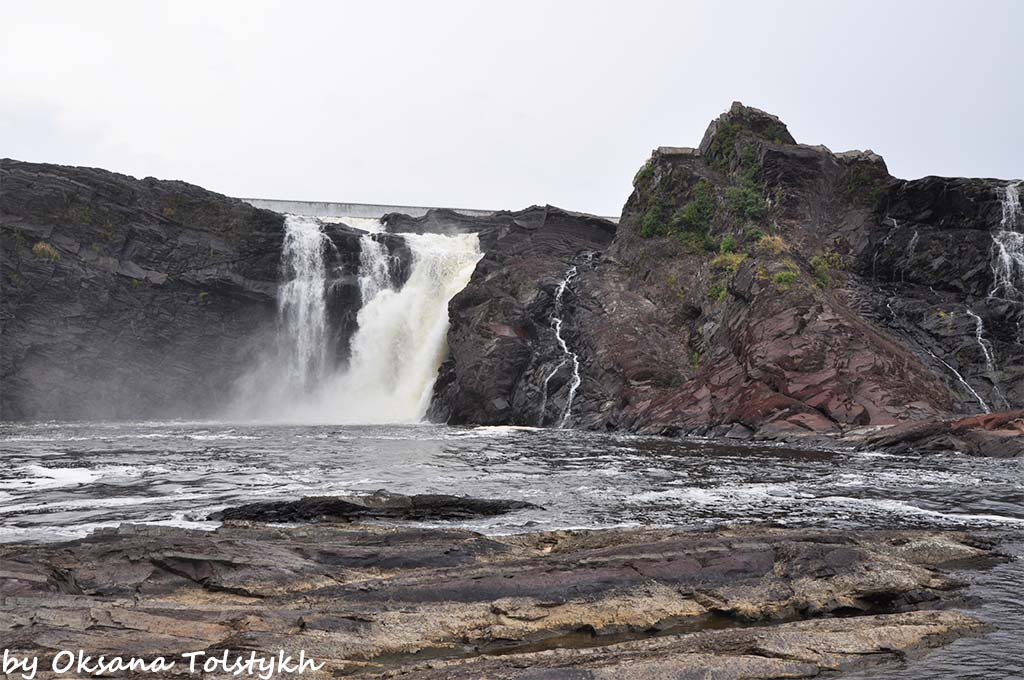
[2,1,1021,216]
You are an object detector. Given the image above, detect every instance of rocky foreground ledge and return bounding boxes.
[0,502,1004,679]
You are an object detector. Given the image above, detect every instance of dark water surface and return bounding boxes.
[1,421,1021,677]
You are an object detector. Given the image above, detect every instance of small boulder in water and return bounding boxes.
[209,489,541,523]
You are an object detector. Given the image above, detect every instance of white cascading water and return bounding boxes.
[991,181,1024,301]
[357,234,393,304]
[538,265,581,428]
[966,308,1007,409]
[899,229,919,282]
[250,216,481,424]
[278,215,330,389]
[302,232,481,424]
[924,346,991,414]
[872,218,899,279]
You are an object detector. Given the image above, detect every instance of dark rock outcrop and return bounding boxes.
[0,160,380,420]
[209,489,540,522]
[1,159,285,419]
[427,206,617,425]
[430,102,1023,445]
[0,523,998,677]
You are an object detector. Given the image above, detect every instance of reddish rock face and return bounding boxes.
[432,102,1023,445]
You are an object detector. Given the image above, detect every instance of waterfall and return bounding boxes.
[539,265,581,428]
[899,230,919,283]
[990,181,1024,301]
[872,218,899,279]
[241,218,481,424]
[358,234,393,304]
[1003,181,1021,230]
[886,294,990,414]
[966,309,1007,409]
[278,215,329,388]
[308,232,482,424]
[923,346,991,414]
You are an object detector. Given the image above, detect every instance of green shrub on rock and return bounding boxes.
[31,241,61,262]
[757,234,789,255]
[639,194,671,237]
[677,231,718,254]
[711,252,747,273]
[670,179,716,233]
[772,268,799,290]
[638,178,717,246]
[634,161,655,187]
[809,251,846,287]
[725,184,766,221]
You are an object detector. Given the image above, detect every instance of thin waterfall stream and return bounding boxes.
[991,180,1024,301]
[966,309,1007,410]
[539,265,582,428]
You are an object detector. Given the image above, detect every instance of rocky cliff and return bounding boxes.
[3,104,1021,442]
[431,103,1023,443]
[0,160,383,420]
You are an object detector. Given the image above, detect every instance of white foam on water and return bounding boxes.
[186,433,261,441]
[813,495,1024,526]
[9,465,101,489]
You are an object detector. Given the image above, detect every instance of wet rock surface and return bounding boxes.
[0,523,999,678]
[209,490,541,522]
[427,206,616,426]
[853,410,1024,457]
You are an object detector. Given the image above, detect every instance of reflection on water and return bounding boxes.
[1,421,1021,678]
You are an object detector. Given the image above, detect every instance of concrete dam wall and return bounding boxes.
[240,198,498,220]
[240,198,618,223]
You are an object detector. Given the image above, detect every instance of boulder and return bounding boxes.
[209,490,541,522]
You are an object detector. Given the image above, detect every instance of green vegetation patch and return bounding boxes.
[711,252,747,273]
[844,163,889,208]
[757,234,789,255]
[725,184,767,221]
[810,250,846,287]
[772,267,799,290]
[31,241,61,262]
[670,179,716,232]
[639,179,718,247]
[634,161,654,187]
